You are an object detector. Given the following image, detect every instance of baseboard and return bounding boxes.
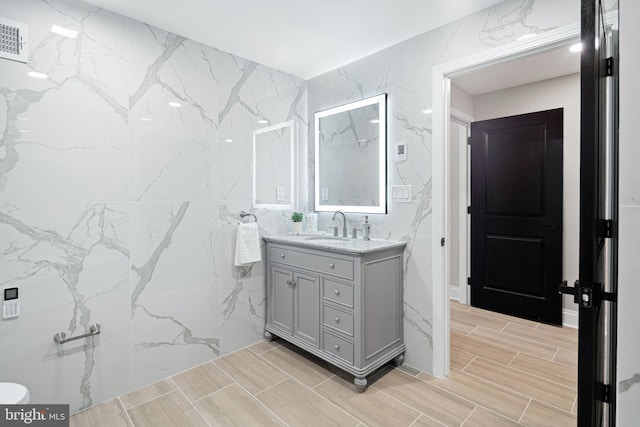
[449,286,460,301]
[562,309,579,329]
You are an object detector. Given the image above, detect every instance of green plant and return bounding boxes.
[291,212,303,222]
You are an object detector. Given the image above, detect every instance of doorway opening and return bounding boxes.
[431,21,586,377]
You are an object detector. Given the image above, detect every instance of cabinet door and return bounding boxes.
[293,271,320,347]
[271,266,293,334]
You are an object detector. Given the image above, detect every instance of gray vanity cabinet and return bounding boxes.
[269,265,320,347]
[264,238,406,392]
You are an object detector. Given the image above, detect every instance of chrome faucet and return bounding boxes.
[332,210,347,237]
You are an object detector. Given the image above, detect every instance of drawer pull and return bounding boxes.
[280,253,285,258]
[329,263,335,269]
[334,344,340,351]
[334,289,340,296]
[286,280,292,286]
[334,317,340,323]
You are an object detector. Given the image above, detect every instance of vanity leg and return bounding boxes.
[393,353,405,367]
[264,331,273,342]
[354,377,367,393]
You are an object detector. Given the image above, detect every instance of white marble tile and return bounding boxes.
[128,22,218,202]
[0,201,130,412]
[0,0,128,203]
[129,200,219,389]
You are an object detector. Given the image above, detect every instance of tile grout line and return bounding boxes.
[251,350,366,426]
[460,355,477,372]
[507,351,520,367]
[459,405,478,426]
[213,360,292,427]
[410,369,527,424]
[172,381,213,427]
[571,394,578,415]
[120,387,179,411]
[254,376,291,397]
[518,398,533,423]
[407,413,422,427]
[459,366,575,415]
[192,382,236,403]
[117,397,136,427]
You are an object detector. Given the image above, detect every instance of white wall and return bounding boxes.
[472,74,580,326]
[617,0,640,422]
[449,84,474,299]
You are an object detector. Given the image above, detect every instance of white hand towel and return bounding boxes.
[235,222,261,266]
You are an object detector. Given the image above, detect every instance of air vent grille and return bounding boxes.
[0,17,27,63]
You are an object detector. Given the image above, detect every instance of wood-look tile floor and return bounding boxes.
[70,301,577,427]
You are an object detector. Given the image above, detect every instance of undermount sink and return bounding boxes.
[304,236,350,242]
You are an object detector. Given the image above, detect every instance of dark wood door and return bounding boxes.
[470,108,563,325]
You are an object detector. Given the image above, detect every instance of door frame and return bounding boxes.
[430,15,616,378]
[449,108,473,306]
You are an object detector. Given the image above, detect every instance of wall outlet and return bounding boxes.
[276,185,285,202]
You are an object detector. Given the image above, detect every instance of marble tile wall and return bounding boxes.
[307,0,581,373]
[0,0,306,413]
[617,0,640,423]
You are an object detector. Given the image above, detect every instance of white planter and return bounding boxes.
[292,222,303,234]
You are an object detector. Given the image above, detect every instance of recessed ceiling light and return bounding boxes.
[422,109,433,115]
[18,129,30,133]
[17,117,30,121]
[168,102,181,108]
[224,139,233,143]
[517,33,537,41]
[140,117,153,122]
[569,43,582,53]
[50,25,78,39]
[369,119,380,124]
[257,119,269,124]
[357,139,368,142]
[27,71,48,79]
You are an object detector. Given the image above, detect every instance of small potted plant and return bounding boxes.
[291,211,304,234]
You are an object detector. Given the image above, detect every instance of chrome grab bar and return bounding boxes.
[239,211,257,223]
[54,323,101,344]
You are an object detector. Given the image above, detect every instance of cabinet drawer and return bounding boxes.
[322,331,354,364]
[322,279,353,308]
[269,246,354,280]
[323,304,354,337]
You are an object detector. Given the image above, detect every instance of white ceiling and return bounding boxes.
[452,43,581,96]
[81,0,505,79]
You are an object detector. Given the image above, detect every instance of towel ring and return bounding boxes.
[239,211,258,223]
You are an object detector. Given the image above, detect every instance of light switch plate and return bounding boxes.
[321,187,329,201]
[391,185,412,203]
[276,186,285,202]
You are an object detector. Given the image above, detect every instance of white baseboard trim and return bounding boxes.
[562,309,579,329]
[449,286,460,301]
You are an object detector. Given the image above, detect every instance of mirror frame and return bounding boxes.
[252,120,295,209]
[314,93,387,214]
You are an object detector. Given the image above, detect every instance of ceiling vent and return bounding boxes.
[0,17,27,63]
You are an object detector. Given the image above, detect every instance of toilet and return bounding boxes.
[0,383,30,404]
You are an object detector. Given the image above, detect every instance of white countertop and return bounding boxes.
[263,233,407,254]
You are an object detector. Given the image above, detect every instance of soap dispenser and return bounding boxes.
[362,216,371,240]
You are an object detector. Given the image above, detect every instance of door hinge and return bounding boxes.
[467,136,471,145]
[605,57,614,77]
[440,237,445,247]
[467,206,471,214]
[598,219,615,238]
[467,277,472,286]
[597,383,611,403]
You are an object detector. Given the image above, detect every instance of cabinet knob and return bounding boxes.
[280,253,285,258]
[286,280,292,286]
[329,263,335,269]
[334,317,340,323]
[334,289,340,296]
[334,344,340,351]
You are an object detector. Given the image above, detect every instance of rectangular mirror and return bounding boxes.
[315,94,387,214]
[253,120,295,209]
